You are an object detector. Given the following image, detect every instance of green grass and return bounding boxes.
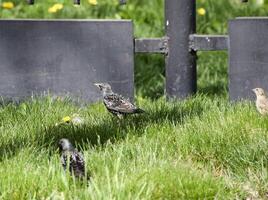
[1,0,268,199]
[0,96,268,199]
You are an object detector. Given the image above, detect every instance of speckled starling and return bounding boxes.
[252,88,268,115]
[94,83,145,118]
[58,138,87,180]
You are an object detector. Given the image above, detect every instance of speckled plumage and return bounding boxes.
[94,83,145,118]
[58,138,86,179]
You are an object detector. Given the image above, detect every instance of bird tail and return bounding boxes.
[134,108,145,113]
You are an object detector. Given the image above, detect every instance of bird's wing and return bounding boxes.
[60,154,67,170]
[258,98,268,112]
[70,150,85,174]
[104,94,136,113]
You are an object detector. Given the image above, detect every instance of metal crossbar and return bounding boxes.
[27,0,126,5]
[189,35,228,51]
[134,38,168,54]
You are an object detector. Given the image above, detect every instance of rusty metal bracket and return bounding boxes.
[74,0,80,5]
[189,34,228,51]
[27,0,125,5]
[134,37,169,55]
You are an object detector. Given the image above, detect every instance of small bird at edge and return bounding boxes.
[252,88,268,115]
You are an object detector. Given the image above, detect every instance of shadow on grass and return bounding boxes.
[198,83,227,97]
[38,99,206,151]
[0,99,206,160]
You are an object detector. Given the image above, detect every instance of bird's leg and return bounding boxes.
[116,113,124,126]
[117,113,124,120]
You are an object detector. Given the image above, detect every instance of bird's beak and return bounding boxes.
[94,83,101,89]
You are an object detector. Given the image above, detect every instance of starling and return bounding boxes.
[58,138,87,180]
[94,83,145,118]
[252,88,268,115]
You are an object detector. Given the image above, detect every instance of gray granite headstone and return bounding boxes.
[229,18,268,101]
[0,20,134,102]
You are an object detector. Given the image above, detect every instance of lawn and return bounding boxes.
[0,96,268,199]
[1,0,268,199]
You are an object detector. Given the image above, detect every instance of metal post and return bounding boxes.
[165,0,196,99]
[27,0,34,4]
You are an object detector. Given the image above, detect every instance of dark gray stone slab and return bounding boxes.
[165,0,196,99]
[0,19,134,102]
[189,34,228,51]
[229,18,268,101]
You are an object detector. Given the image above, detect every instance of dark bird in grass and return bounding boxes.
[58,138,88,180]
[94,83,145,119]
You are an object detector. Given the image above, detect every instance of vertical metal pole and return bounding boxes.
[27,0,34,4]
[165,0,196,99]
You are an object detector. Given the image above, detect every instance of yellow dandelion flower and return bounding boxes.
[48,3,63,13]
[54,3,63,10]
[48,6,57,13]
[2,2,14,9]
[197,8,206,16]
[88,0,97,6]
[62,116,71,123]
